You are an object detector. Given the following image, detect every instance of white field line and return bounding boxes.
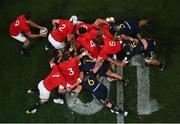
[117,66,124,123]
[130,55,160,115]
[137,66,151,115]
[66,77,110,115]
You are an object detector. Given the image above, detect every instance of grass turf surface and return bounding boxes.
[0,0,180,122]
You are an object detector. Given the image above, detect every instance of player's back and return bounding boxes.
[43,65,66,91]
[9,15,30,36]
[75,22,96,35]
[82,72,101,93]
[100,24,113,39]
[76,30,100,58]
[58,58,80,85]
[80,56,96,72]
[98,36,122,58]
[109,19,139,37]
[51,19,74,42]
[123,40,144,56]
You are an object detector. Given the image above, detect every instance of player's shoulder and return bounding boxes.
[69,57,79,65]
[16,14,26,22]
[51,64,61,72]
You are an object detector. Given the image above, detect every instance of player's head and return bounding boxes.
[138,19,151,27]
[61,54,70,62]
[24,12,32,21]
[78,26,87,35]
[93,38,104,47]
[69,15,78,25]
[105,17,115,23]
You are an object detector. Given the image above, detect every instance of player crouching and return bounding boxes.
[26,58,67,114]
[53,51,88,104]
[9,12,47,56]
[77,71,128,116]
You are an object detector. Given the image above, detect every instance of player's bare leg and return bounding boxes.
[101,100,128,116]
[138,19,150,27]
[71,85,82,96]
[45,42,52,51]
[53,88,67,104]
[21,39,30,56]
[26,99,48,114]
[106,69,129,86]
[146,59,165,71]
[27,85,38,94]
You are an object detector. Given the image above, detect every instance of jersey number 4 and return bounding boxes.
[90,40,96,47]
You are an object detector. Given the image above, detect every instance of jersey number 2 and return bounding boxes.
[59,24,66,32]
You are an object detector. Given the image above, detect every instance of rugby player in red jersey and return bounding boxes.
[52,51,88,104]
[45,18,75,60]
[48,19,74,49]
[75,21,96,36]
[92,36,123,73]
[26,58,66,114]
[9,13,47,56]
[76,29,102,58]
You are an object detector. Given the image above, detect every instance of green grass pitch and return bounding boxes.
[0,0,180,122]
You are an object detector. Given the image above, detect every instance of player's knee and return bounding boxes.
[73,85,82,93]
[40,99,48,104]
[106,69,113,76]
[103,100,112,108]
[24,39,30,45]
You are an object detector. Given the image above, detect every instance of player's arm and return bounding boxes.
[67,34,75,42]
[106,56,117,65]
[52,19,60,30]
[70,72,84,90]
[116,61,127,67]
[76,50,89,60]
[49,58,56,68]
[107,56,127,67]
[28,20,45,30]
[92,18,108,29]
[26,31,47,38]
[136,33,142,39]
[92,56,104,73]
[120,34,138,43]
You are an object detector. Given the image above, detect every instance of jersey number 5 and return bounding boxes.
[109,41,116,46]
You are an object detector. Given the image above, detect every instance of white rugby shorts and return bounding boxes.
[48,33,65,49]
[38,80,50,100]
[11,33,27,42]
